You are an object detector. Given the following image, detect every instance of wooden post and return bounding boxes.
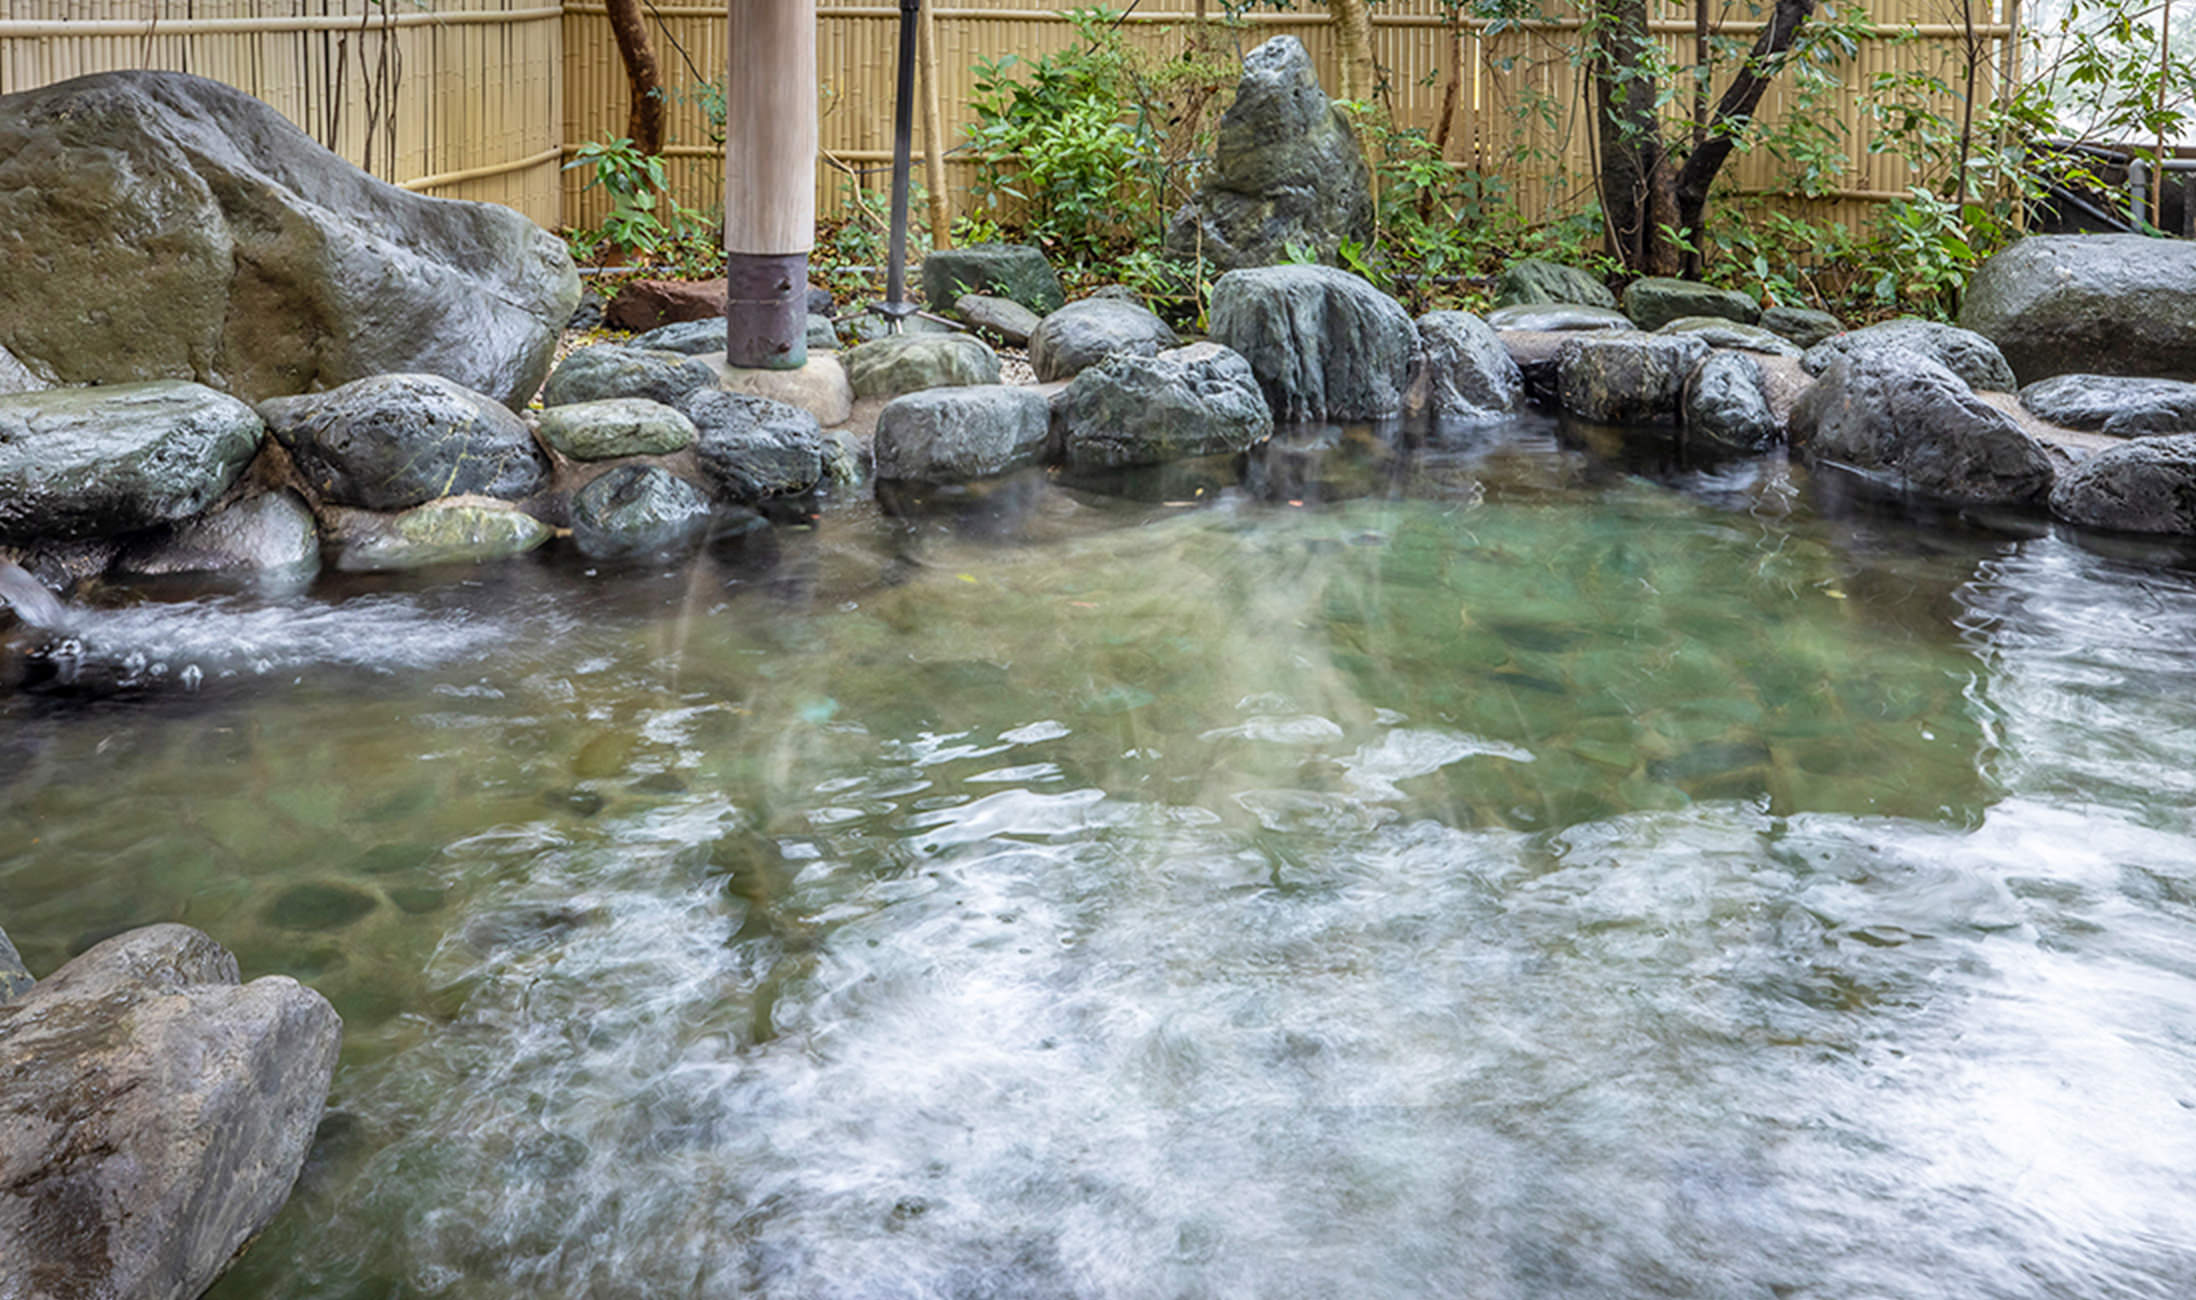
[725,0,816,370]
[919,0,952,250]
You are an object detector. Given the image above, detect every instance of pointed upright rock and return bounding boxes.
[1163,37,1374,272]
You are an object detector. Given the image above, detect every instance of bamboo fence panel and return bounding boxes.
[3,1,2012,246]
[0,0,564,225]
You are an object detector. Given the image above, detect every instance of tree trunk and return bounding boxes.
[1331,0,1378,104]
[1593,0,1816,274]
[606,0,664,156]
[1593,0,1669,272]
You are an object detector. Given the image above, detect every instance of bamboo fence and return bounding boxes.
[0,0,565,224]
[1,1,2017,240]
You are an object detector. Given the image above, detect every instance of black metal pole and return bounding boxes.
[882,0,922,332]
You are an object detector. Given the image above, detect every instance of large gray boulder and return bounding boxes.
[1028,300,1178,383]
[1793,348,2055,507]
[328,497,551,572]
[2050,434,2196,534]
[1622,278,1760,331]
[1493,259,1617,310]
[1406,311,1523,424]
[920,244,1066,316]
[1961,234,2196,384]
[874,386,1052,481]
[1051,343,1273,471]
[0,924,340,1300]
[0,72,576,408]
[1802,318,2016,393]
[1684,350,1781,454]
[0,382,262,543]
[2019,373,2196,438]
[542,345,717,409]
[569,465,714,559]
[1162,36,1374,271]
[1555,332,1710,425]
[843,334,1001,400]
[676,390,826,503]
[259,373,550,510]
[1206,265,1417,422]
[112,490,321,577]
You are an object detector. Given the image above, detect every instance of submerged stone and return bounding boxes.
[265,881,379,931]
[875,386,1052,481]
[569,464,714,559]
[1052,342,1273,471]
[331,499,552,572]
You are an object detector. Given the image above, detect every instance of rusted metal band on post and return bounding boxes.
[725,252,809,372]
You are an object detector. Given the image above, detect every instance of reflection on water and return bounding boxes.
[4,419,2196,1298]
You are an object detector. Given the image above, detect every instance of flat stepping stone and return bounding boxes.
[1657,316,1801,357]
[1485,304,1632,332]
[536,398,696,460]
[2019,373,2196,438]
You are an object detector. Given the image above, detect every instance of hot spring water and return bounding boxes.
[5,421,2196,1299]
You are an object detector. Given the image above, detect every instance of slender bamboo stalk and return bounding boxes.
[919,0,952,249]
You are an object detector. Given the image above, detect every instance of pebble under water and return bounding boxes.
[6,418,2196,1299]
